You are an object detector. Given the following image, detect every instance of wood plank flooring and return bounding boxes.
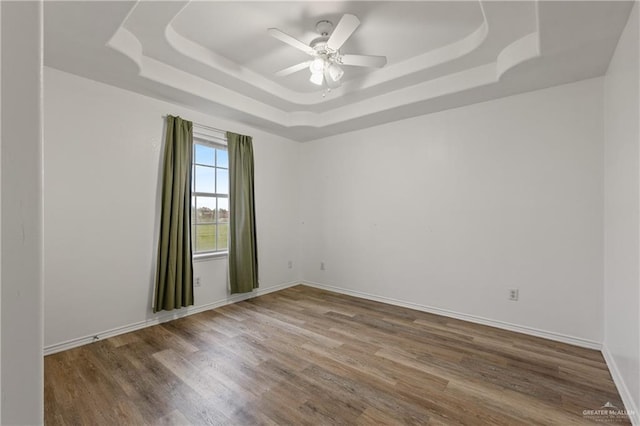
[45,285,630,425]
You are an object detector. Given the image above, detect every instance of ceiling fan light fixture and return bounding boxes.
[328,63,344,81]
[309,58,325,74]
[309,72,324,86]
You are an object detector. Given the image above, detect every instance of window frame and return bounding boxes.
[191,126,229,261]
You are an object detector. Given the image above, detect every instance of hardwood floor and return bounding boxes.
[45,285,630,425]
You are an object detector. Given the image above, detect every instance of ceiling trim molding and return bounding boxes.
[105,1,542,131]
[106,27,142,74]
[107,0,530,109]
[161,1,492,107]
[39,0,629,141]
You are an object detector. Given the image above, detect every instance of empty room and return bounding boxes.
[1,0,639,424]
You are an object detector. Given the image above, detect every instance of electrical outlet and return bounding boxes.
[320,262,325,271]
[508,288,519,301]
[195,277,201,287]
[288,260,293,269]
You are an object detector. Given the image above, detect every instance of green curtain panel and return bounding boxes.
[154,116,194,312]
[227,131,259,294]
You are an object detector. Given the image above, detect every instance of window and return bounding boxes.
[192,135,229,255]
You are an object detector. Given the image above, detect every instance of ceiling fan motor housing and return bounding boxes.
[310,36,329,51]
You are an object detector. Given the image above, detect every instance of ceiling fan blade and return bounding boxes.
[340,54,387,68]
[268,28,315,55]
[326,14,360,51]
[276,61,312,77]
[324,67,341,89]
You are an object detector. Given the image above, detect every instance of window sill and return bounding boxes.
[193,251,228,262]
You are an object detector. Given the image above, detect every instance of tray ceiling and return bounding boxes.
[44,1,634,142]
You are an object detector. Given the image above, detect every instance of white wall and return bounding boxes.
[300,78,604,345]
[1,1,44,424]
[604,2,640,420]
[43,67,301,349]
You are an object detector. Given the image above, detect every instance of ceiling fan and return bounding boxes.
[268,14,387,89]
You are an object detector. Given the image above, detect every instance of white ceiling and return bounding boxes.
[44,1,633,142]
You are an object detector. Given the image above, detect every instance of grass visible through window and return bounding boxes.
[194,223,229,252]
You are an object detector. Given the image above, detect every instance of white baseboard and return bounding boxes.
[602,345,639,425]
[43,281,301,356]
[301,280,602,350]
[47,279,603,355]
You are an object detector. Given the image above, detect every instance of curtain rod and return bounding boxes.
[163,115,226,135]
[194,123,226,134]
[164,115,253,139]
